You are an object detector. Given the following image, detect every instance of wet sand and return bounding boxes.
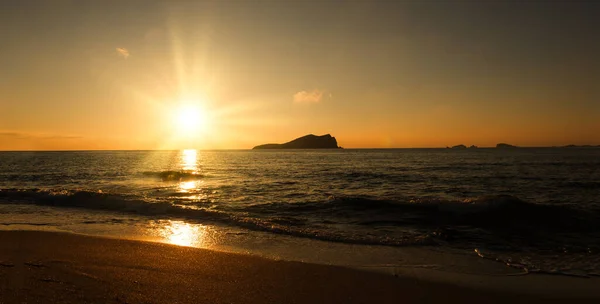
[0,231,597,303]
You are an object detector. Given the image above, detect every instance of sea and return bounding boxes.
[1,148,599,277]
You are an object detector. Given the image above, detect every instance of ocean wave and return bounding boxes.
[230,216,437,246]
[0,188,436,247]
[1,189,598,248]
[0,188,223,218]
[140,171,204,181]
[247,195,600,233]
[563,181,600,189]
[339,171,406,181]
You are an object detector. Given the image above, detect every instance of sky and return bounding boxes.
[1,0,599,150]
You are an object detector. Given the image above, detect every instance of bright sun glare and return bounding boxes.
[173,103,208,136]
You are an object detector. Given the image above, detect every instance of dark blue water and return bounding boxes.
[1,148,599,276]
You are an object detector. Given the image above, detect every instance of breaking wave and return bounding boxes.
[141,171,204,181]
[1,189,598,249]
[0,188,434,246]
[246,195,600,233]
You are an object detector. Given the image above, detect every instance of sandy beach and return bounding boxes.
[0,231,597,303]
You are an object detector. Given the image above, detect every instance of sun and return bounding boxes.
[173,102,209,136]
[177,105,202,129]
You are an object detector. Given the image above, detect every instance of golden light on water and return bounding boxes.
[179,181,197,191]
[160,220,207,247]
[181,149,198,172]
[147,150,211,248]
[179,149,199,192]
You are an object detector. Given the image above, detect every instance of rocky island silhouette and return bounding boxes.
[253,134,341,149]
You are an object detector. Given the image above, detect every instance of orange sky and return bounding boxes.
[1,1,599,150]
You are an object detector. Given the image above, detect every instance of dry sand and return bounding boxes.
[0,230,597,303]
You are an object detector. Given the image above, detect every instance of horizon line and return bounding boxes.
[1,145,599,152]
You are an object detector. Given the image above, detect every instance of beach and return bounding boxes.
[0,231,598,303]
[2,0,599,301]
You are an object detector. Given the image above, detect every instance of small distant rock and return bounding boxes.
[496,143,518,148]
[451,144,467,149]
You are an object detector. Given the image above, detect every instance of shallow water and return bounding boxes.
[1,148,599,276]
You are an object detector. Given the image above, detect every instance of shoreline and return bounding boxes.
[1,230,598,303]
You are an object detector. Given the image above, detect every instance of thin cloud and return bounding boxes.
[293,89,324,104]
[0,132,28,139]
[0,132,82,140]
[40,135,83,140]
[116,47,130,59]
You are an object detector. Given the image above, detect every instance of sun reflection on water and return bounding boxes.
[178,149,200,192]
[179,181,197,191]
[181,149,198,172]
[159,220,208,247]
